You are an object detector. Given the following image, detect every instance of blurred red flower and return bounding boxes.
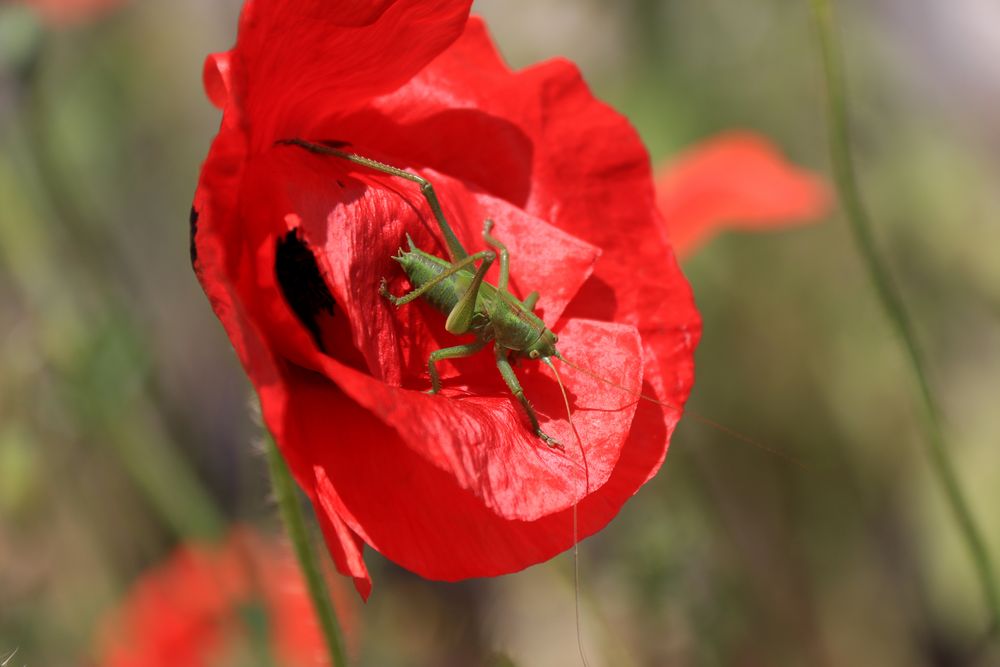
[18,0,125,25]
[656,131,830,257]
[192,0,699,598]
[92,527,353,667]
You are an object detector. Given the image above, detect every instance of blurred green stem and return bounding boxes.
[5,48,226,541]
[9,32,226,538]
[809,0,999,635]
[101,408,225,539]
[265,436,348,667]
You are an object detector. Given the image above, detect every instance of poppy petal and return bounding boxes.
[313,478,372,601]
[214,0,473,153]
[655,131,831,257]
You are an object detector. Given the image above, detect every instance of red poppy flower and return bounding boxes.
[92,527,354,667]
[192,0,700,598]
[656,131,831,257]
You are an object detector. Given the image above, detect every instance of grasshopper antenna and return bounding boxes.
[552,352,808,470]
[543,356,592,667]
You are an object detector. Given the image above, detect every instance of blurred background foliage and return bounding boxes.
[2,0,999,665]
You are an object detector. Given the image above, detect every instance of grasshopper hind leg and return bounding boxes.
[522,290,540,312]
[483,220,541,313]
[482,219,510,291]
[276,138,468,262]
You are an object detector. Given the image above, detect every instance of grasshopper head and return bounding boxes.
[525,329,559,361]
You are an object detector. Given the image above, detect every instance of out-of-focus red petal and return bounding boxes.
[93,528,355,666]
[19,0,124,25]
[246,530,357,664]
[94,538,245,667]
[655,131,832,257]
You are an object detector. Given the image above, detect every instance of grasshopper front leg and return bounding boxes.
[494,343,562,449]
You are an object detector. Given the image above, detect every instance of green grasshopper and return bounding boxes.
[281,138,570,448]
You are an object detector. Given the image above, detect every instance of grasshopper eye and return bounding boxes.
[529,350,540,359]
[553,334,558,343]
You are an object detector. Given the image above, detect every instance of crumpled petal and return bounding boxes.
[655,131,831,257]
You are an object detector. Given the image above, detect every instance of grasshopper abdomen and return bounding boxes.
[395,242,491,324]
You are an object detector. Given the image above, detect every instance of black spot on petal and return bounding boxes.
[275,231,336,352]
[189,206,199,266]
[319,139,351,149]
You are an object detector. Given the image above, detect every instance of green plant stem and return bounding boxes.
[265,436,348,666]
[809,0,999,635]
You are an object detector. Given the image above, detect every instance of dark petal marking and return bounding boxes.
[275,231,336,352]
[319,139,352,149]
[189,206,199,265]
